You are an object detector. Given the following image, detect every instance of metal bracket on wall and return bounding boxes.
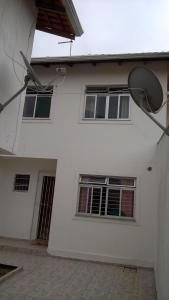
[0,75,30,114]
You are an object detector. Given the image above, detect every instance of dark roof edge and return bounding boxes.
[31,52,169,65]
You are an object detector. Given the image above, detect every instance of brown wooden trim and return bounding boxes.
[35,0,75,38]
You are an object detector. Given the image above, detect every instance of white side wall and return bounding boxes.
[15,61,167,267]
[0,158,56,240]
[155,134,169,300]
[0,0,36,153]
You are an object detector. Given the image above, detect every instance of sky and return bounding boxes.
[32,0,169,57]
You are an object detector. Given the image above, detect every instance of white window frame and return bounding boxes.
[23,93,52,120]
[77,175,136,221]
[83,93,130,121]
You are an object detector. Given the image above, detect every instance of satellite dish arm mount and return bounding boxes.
[0,74,30,113]
[139,96,169,135]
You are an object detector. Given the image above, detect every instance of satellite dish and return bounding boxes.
[20,51,43,88]
[0,51,44,113]
[128,66,169,136]
[128,66,163,114]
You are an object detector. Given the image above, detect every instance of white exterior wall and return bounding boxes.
[155,135,169,300]
[0,0,37,154]
[15,61,167,266]
[0,158,56,240]
[18,62,167,158]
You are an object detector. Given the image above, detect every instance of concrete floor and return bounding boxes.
[0,249,156,300]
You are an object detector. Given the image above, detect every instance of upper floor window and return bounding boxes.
[84,86,130,120]
[77,175,136,220]
[23,86,53,119]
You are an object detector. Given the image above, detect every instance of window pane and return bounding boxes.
[108,96,118,119]
[95,96,106,118]
[119,96,129,118]
[109,177,135,186]
[91,188,101,214]
[78,187,88,213]
[86,86,108,94]
[87,188,92,213]
[80,175,106,184]
[27,86,53,95]
[101,187,106,215]
[85,96,95,118]
[121,190,134,217]
[107,189,120,216]
[35,96,51,118]
[23,96,35,118]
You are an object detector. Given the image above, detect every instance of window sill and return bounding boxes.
[74,214,138,226]
[79,119,133,125]
[22,118,52,124]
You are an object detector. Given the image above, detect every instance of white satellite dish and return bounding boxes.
[128,66,169,136]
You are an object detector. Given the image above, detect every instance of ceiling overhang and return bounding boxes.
[35,0,83,39]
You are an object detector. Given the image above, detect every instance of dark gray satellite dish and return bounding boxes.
[20,51,43,88]
[128,66,163,113]
[128,66,169,136]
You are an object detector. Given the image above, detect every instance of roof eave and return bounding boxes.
[63,0,83,37]
[31,52,169,65]
[35,0,83,38]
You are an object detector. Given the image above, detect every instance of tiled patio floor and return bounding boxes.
[0,249,156,300]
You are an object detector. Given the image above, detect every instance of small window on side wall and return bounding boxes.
[23,86,53,119]
[14,174,30,192]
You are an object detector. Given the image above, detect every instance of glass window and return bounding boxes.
[109,177,135,186]
[78,175,136,220]
[91,188,101,214]
[78,187,88,213]
[108,96,118,119]
[95,96,106,118]
[84,87,130,121]
[23,87,53,119]
[85,96,95,118]
[23,96,35,118]
[107,189,120,216]
[80,175,106,184]
[121,190,134,217]
[35,96,51,118]
[119,96,129,119]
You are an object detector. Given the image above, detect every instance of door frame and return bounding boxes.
[30,171,55,241]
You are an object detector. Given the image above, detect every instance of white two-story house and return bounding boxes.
[0,52,168,274]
